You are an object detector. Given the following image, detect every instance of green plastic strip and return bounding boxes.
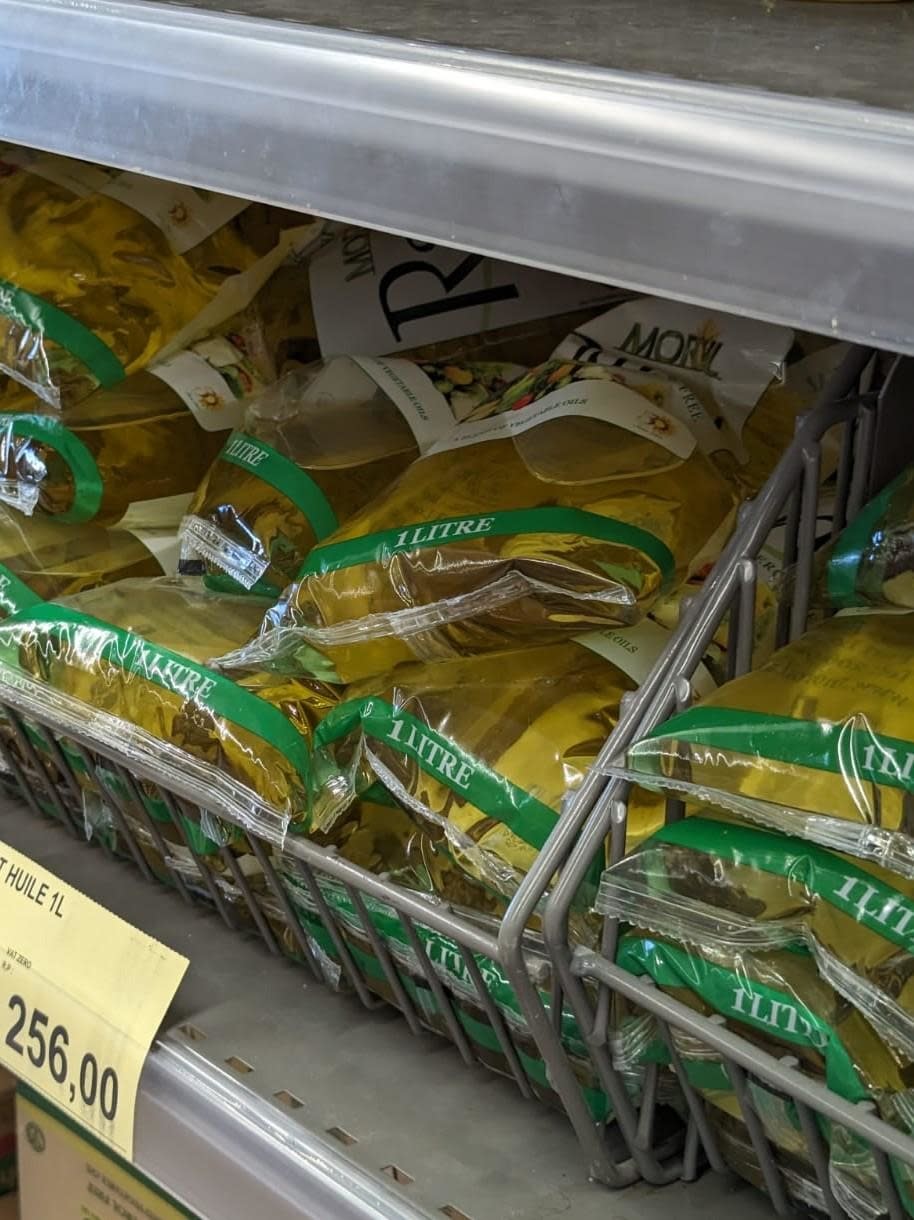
[653,816,914,954]
[827,469,907,608]
[0,561,42,618]
[3,414,104,523]
[203,571,282,600]
[315,697,558,852]
[0,603,310,789]
[616,933,867,1103]
[220,431,339,540]
[0,278,125,390]
[298,505,676,590]
[641,704,914,795]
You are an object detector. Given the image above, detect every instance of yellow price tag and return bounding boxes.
[0,839,188,1160]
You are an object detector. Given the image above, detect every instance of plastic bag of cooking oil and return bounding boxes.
[308,620,714,904]
[707,1107,831,1214]
[826,465,914,610]
[178,356,524,596]
[0,506,172,618]
[224,360,738,682]
[554,298,853,493]
[0,145,320,410]
[0,577,337,840]
[615,924,914,1217]
[0,260,319,528]
[598,810,914,1060]
[278,792,656,1116]
[619,609,914,878]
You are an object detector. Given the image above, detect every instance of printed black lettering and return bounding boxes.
[378,250,519,342]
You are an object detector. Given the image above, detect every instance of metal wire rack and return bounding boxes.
[0,344,902,1208]
[502,345,914,1213]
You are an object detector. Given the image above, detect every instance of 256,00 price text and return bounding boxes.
[5,994,119,1119]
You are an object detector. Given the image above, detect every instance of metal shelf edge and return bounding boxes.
[2,0,914,351]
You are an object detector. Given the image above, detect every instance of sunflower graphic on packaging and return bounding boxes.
[194,387,226,412]
[639,411,675,439]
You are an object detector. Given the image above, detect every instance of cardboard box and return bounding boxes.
[17,1089,197,1220]
[0,1070,15,1197]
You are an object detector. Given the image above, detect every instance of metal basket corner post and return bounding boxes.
[494,347,914,1206]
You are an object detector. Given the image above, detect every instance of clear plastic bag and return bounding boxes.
[308,623,683,904]
[0,577,337,841]
[0,148,314,410]
[598,810,914,1060]
[224,359,738,682]
[826,464,914,610]
[179,356,522,595]
[0,507,167,618]
[615,924,914,1216]
[0,263,316,528]
[621,610,914,877]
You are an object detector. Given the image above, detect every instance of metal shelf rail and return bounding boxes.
[4,0,914,353]
[524,348,914,1215]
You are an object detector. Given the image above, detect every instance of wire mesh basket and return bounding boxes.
[513,346,914,1211]
[0,343,900,1203]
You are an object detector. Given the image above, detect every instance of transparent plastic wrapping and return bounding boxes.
[0,263,316,528]
[0,508,166,617]
[597,811,914,1059]
[226,359,738,682]
[0,577,337,841]
[0,148,314,410]
[280,794,654,1118]
[309,624,687,905]
[826,463,914,610]
[179,356,522,595]
[621,610,914,877]
[614,925,914,1215]
[707,1107,829,1214]
[552,295,851,490]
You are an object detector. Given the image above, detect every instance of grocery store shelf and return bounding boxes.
[0,801,775,1220]
[4,0,914,353]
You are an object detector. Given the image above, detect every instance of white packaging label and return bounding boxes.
[576,620,716,696]
[117,493,193,531]
[0,146,248,253]
[425,376,695,460]
[125,528,181,575]
[350,356,456,452]
[554,299,794,444]
[96,174,248,254]
[149,346,249,432]
[310,230,619,356]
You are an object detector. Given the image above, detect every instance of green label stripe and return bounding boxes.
[0,603,310,789]
[0,278,125,390]
[642,704,914,795]
[827,469,907,607]
[298,506,676,588]
[294,902,610,1118]
[654,816,914,954]
[616,933,866,1102]
[220,431,339,541]
[314,697,557,852]
[203,571,282,600]
[0,561,42,618]
[3,414,103,523]
[286,873,592,1058]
